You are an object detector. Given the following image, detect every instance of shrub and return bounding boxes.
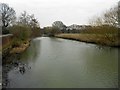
[10,25,31,41]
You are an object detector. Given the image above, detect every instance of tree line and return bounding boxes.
[43,3,119,36]
[0,3,41,35]
[82,4,119,37]
[0,3,41,47]
[1,3,119,38]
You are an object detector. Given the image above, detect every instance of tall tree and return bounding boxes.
[103,6,118,26]
[89,5,118,27]
[18,11,30,26]
[0,14,2,35]
[18,11,40,28]
[118,1,120,28]
[52,21,66,30]
[17,11,41,37]
[0,3,16,34]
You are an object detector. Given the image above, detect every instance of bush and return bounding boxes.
[2,29,9,34]
[10,25,31,41]
[31,27,41,37]
[43,26,61,36]
[9,25,31,47]
[12,38,22,47]
[80,25,118,35]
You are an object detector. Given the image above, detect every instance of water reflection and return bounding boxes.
[20,38,41,63]
[12,61,31,75]
[81,46,118,87]
[5,37,119,88]
[3,60,31,88]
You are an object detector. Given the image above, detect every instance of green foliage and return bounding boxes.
[31,27,41,37]
[17,11,41,37]
[10,25,31,40]
[2,29,9,34]
[12,38,22,47]
[52,21,66,30]
[1,4,41,49]
[43,26,61,36]
[9,25,32,47]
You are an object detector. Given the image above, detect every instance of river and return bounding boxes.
[6,37,118,88]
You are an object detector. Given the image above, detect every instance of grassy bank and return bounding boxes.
[55,34,120,47]
[10,40,30,54]
[2,39,30,65]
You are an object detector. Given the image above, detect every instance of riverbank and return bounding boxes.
[55,34,120,47]
[2,39,30,64]
[10,40,30,54]
[2,39,31,88]
[3,37,118,88]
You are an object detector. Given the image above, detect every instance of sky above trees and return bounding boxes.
[1,0,119,27]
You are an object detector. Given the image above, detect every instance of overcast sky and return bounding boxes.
[1,0,119,27]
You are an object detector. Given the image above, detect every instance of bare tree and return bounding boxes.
[0,3,16,33]
[103,6,118,26]
[89,16,103,26]
[18,11,40,28]
[89,5,118,27]
[18,11,30,26]
[0,14,2,35]
[29,14,40,29]
[17,11,41,37]
[118,1,120,28]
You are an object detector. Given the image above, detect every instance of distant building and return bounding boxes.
[66,24,92,30]
[65,24,92,33]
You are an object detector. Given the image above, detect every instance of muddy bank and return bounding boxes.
[10,40,30,54]
[55,34,120,47]
[2,40,31,88]
[2,56,31,88]
[2,50,31,88]
[2,53,20,88]
[2,40,30,62]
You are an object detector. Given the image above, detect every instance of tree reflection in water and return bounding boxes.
[12,61,31,74]
[2,61,31,88]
